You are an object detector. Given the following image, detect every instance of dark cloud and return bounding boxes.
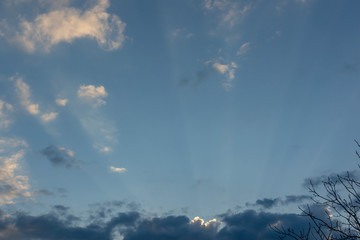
[247,195,311,209]
[41,145,81,168]
[302,170,359,188]
[178,66,216,87]
[0,210,139,240]
[0,204,332,240]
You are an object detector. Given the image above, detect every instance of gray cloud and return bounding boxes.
[246,195,311,209]
[41,145,81,168]
[302,170,359,188]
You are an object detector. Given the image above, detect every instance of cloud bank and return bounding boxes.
[0,204,330,240]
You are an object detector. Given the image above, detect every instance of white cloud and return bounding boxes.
[41,112,58,122]
[237,42,251,55]
[15,0,126,52]
[77,84,108,106]
[0,138,30,205]
[110,166,126,173]
[212,62,229,74]
[12,75,59,122]
[0,100,13,129]
[13,76,40,115]
[211,60,238,90]
[55,98,68,106]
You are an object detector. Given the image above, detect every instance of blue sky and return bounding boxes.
[0,0,360,239]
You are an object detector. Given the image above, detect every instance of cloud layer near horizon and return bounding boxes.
[0,205,327,240]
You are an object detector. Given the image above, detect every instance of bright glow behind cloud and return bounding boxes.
[110,166,127,173]
[15,0,126,52]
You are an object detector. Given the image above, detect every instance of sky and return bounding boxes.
[0,0,360,239]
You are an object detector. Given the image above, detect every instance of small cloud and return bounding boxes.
[26,103,39,115]
[212,62,229,74]
[41,112,58,122]
[211,60,237,90]
[100,146,110,152]
[237,42,251,55]
[11,0,126,52]
[55,98,68,106]
[77,85,108,106]
[110,166,126,173]
[41,145,80,168]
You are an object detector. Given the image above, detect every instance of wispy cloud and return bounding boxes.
[0,100,13,129]
[12,75,58,121]
[110,166,127,173]
[237,42,251,55]
[204,0,251,27]
[41,145,80,168]
[77,84,108,107]
[13,76,40,115]
[11,0,126,52]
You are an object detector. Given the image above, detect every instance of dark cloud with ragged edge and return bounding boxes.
[41,145,81,168]
[246,195,311,209]
[0,204,330,240]
[302,170,359,188]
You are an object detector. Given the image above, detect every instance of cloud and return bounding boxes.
[12,75,59,122]
[77,84,108,106]
[0,138,31,205]
[41,112,58,122]
[179,60,237,90]
[0,138,28,153]
[12,76,39,115]
[171,28,194,40]
[55,98,68,106]
[204,0,251,27]
[0,203,335,240]
[246,195,311,209]
[110,166,126,173]
[0,100,13,129]
[211,60,237,90]
[41,145,80,168]
[302,170,359,188]
[13,0,126,52]
[237,42,251,55]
